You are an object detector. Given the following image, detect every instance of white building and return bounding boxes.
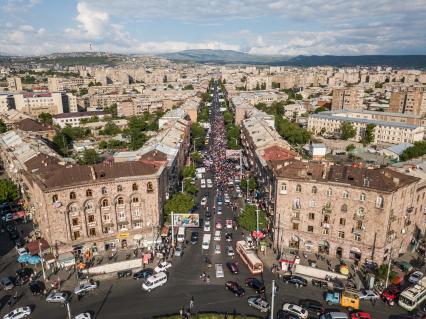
[53,111,107,128]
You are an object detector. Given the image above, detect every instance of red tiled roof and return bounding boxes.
[261,145,298,161]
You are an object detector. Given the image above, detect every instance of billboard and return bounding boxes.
[172,214,200,227]
[226,149,241,159]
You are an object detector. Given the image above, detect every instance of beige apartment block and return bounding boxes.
[271,160,421,263]
[7,77,22,92]
[331,87,364,110]
[389,87,426,117]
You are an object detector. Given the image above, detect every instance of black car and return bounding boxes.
[16,268,33,284]
[226,262,238,274]
[245,277,265,294]
[190,232,199,244]
[29,281,45,295]
[205,211,211,220]
[133,268,153,280]
[277,310,300,319]
[225,281,245,297]
[8,230,19,240]
[300,299,325,316]
[283,275,308,287]
[225,232,233,242]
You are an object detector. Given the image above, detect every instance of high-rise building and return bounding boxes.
[331,87,364,110]
[389,87,426,117]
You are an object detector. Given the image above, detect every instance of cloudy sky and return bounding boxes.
[1,0,425,56]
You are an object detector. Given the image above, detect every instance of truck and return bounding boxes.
[202,234,211,250]
[325,289,359,310]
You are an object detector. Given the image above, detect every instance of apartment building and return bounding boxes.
[7,77,22,92]
[331,87,364,110]
[389,87,426,117]
[271,160,421,263]
[52,111,107,128]
[48,77,85,92]
[13,92,77,116]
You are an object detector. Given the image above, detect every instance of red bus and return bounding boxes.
[236,240,263,274]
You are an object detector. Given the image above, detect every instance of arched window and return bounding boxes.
[326,188,333,197]
[86,189,92,197]
[309,200,316,208]
[101,199,109,207]
[311,186,317,194]
[69,204,78,212]
[132,196,139,203]
[325,202,332,209]
[341,204,348,213]
[342,191,349,199]
[147,182,153,193]
[358,207,365,215]
[295,184,302,193]
[292,197,301,209]
[132,183,138,191]
[101,187,107,195]
[280,183,287,193]
[70,192,76,200]
[117,185,123,192]
[360,193,366,201]
[376,196,384,208]
[52,194,58,203]
[117,197,124,205]
[85,202,93,210]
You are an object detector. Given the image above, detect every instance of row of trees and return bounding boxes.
[340,121,375,145]
[401,141,426,161]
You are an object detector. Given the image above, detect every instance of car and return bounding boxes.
[217,206,222,215]
[215,263,224,278]
[0,277,15,290]
[190,231,199,244]
[351,312,372,319]
[16,246,27,256]
[214,244,221,254]
[283,275,308,287]
[217,197,223,206]
[224,196,230,204]
[245,278,266,294]
[214,231,221,241]
[226,245,235,257]
[3,306,32,319]
[215,220,223,230]
[174,244,184,256]
[300,300,324,316]
[204,221,211,232]
[245,236,254,248]
[74,313,92,319]
[200,197,208,206]
[16,268,33,284]
[225,232,233,242]
[154,261,172,273]
[200,180,206,189]
[357,289,379,301]
[227,262,238,274]
[133,268,154,280]
[381,287,399,305]
[225,281,245,297]
[205,210,211,220]
[282,303,309,319]
[409,271,424,284]
[247,296,270,312]
[2,213,13,222]
[74,281,98,295]
[226,219,233,229]
[8,231,19,240]
[29,281,45,295]
[46,291,69,303]
[277,310,300,319]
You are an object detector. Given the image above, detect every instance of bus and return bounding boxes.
[398,276,426,311]
[236,240,263,274]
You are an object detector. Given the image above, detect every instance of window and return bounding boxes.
[308,213,315,220]
[73,231,80,240]
[358,207,365,215]
[89,228,96,236]
[376,196,384,208]
[309,200,316,208]
[323,229,329,235]
[292,198,301,209]
[117,211,126,220]
[72,218,79,226]
[323,215,330,223]
[342,191,349,199]
[341,204,348,213]
[88,215,95,223]
[292,223,299,230]
[132,183,138,191]
[52,194,58,203]
[117,197,124,205]
[307,225,314,232]
[355,220,363,230]
[147,182,154,193]
[86,189,92,197]
[85,202,93,210]
[339,218,346,226]
[69,204,78,212]
[101,187,107,195]
[117,185,123,192]
[325,202,331,209]
[311,186,317,194]
[326,188,333,196]
[132,197,139,203]
[101,199,109,207]
[338,231,345,239]
[280,183,287,194]
[134,221,142,228]
[118,224,127,231]
[295,184,302,193]
[360,193,366,201]
[103,214,110,221]
[354,234,361,241]
[70,192,76,200]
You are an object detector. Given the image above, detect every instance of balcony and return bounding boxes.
[291,216,300,223]
[406,207,414,214]
[116,204,126,210]
[101,206,111,212]
[292,205,301,211]
[352,227,364,235]
[322,207,332,214]
[322,222,331,229]
[131,202,140,207]
[353,213,365,221]
[71,224,81,231]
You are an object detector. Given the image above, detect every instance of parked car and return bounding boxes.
[16,268,33,284]
[190,231,199,244]
[215,220,223,229]
[247,296,270,312]
[225,232,233,242]
[226,245,235,257]
[74,313,92,319]
[245,278,265,294]
[200,197,208,206]
[282,275,308,287]
[381,286,400,305]
[46,291,70,303]
[225,281,245,297]
[300,299,324,316]
[214,244,221,255]
[174,244,184,256]
[133,268,154,280]
[3,306,32,319]
[282,303,308,319]
[154,261,172,273]
[409,271,424,284]
[215,263,224,278]
[276,310,300,319]
[226,262,238,274]
[204,221,211,232]
[74,281,98,295]
[226,219,233,229]
[357,289,379,301]
[205,211,211,220]
[0,277,15,290]
[29,281,45,295]
[351,312,372,319]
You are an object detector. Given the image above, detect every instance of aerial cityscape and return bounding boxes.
[0,1,426,319]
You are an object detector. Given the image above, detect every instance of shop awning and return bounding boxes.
[27,239,50,256]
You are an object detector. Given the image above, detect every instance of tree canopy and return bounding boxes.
[191,122,206,150]
[241,178,257,192]
[37,112,53,125]
[164,193,195,219]
[0,180,20,203]
[181,164,196,178]
[400,141,426,161]
[0,119,8,133]
[361,124,375,146]
[237,204,267,231]
[80,149,100,165]
[340,122,357,140]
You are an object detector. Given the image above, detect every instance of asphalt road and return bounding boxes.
[0,84,413,319]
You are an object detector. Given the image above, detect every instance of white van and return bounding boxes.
[142,272,167,292]
[202,234,211,250]
[214,230,221,241]
[215,263,224,278]
[319,312,348,319]
[177,227,185,243]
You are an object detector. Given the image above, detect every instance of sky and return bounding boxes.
[0,0,425,56]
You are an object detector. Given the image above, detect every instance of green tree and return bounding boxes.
[104,103,118,117]
[81,149,100,164]
[374,82,383,89]
[38,112,53,125]
[400,141,426,161]
[183,84,194,90]
[237,205,268,231]
[275,118,310,145]
[191,122,206,150]
[184,178,198,195]
[190,151,202,164]
[241,178,257,191]
[361,124,376,146]
[255,82,260,90]
[52,131,72,155]
[314,106,330,113]
[340,122,357,140]
[164,193,195,220]
[0,119,8,133]
[346,144,356,152]
[101,122,121,136]
[223,111,233,125]
[181,164,196,178]
[79,87,88,96]
[0,180,20,203]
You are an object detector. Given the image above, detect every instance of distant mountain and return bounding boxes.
[159,49,426,68]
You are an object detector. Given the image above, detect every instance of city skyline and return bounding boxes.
[1,0,426,56]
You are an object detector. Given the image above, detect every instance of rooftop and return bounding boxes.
[53,111,107,119]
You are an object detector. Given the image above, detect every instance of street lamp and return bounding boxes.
[255,204,260,249]
[171,211,175,248]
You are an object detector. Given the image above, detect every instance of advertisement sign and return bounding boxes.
[172,214,200,227]
[226,149,241,159]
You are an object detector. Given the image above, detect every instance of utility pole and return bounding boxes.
[385,245,393,288]
[271,279,275,319]
[171,211,175,248]
[256,204,260,248]
[39,240,47,282]
[239,149,243,182]
[66,302,72,319]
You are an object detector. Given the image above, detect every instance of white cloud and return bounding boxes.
[66,2,109,39]
[2,0,41,12]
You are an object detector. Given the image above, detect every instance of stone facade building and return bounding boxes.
[270,160,422,263]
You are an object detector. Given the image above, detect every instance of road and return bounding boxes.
[0,84,412,319]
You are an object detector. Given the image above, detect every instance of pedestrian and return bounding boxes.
[189,296,194,310]
[179,307,183,317]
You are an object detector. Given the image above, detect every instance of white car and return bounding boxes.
[217,206,222,215]
[358,289,380,301]
[154,261,172,273]
[74,282,98,295]
[174,244,184,256]
[204,221,211,232]
[226,245,235,257]
[215,263,224,278]
[248,297,270,312]
[2,213,13,222]
[200,197,208,206]
[3,307,31,319]
[214,244,221,254]
[224,196,230,204]
[409,271,424,284]
[282,303,308,319]
[16,246,27,256]
[207,179,213,188]
[200,179,206,189]
[46,292,69,303]
[74,313,92,319]
[214,231,221,241]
